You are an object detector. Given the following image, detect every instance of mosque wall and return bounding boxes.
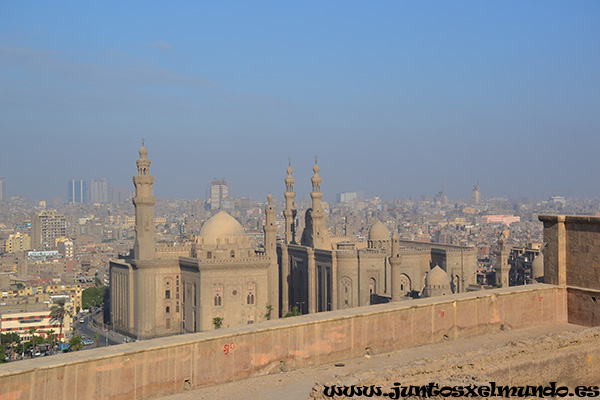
[0,284,566,400]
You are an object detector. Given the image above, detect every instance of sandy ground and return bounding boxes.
[161,323,586,400]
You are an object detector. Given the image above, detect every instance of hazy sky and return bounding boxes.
[1,1,599,202]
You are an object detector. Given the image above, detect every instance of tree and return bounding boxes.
[213,317,223,329]
[284,306,301,318]
[94,333,100,347]
[69,335,83,351]
[264,305,273,320]
[82,286,108,310]
[28,327,37,349]
[45,329,56,345]
[50,299,72,343]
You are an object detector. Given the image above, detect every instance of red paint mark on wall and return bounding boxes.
[438,310,445,318]
[223,342,236,355]
[538,295,543,302]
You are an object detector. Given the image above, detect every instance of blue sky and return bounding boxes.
[1,1,599,201]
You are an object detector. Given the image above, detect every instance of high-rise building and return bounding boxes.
[109,185,131,203]
[68,179,88,204]
[210,178,228,210]
[31,210,67,250]
[473,183,481,205]
[89,178,109,203]
[0,176,5,201]
[337,191,364,203]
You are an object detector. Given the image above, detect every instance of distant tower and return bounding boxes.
[89,178,109,203]
[473,183,481,206]
[283,159,297,244]
[0,176,5,201]
[68,179,88,204]
[210,178,229,210]
[494,234,511,288]
[132,140,156,261]
[264,193,279,318]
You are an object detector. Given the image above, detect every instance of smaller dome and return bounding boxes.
[532,252,544,278]
[426,265,450,287]
[369,220,390,241]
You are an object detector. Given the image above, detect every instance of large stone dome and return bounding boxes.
[369,220,390,241]
[199,211,247,245]
[425,265,450,287]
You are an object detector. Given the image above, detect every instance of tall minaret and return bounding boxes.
[132,140,156,261]
[264,193,279,318]
[309,156,331,250]
[283,158,297,244]
[390,230,403,301]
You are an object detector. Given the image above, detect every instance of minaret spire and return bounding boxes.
[132,141,156,260]
[307,156,330,249]
[284,158,297,244]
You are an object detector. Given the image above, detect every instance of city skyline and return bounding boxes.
[1,1,599,200]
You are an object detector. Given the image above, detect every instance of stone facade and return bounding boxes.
[279,160,478,317]
[539,214,600,326]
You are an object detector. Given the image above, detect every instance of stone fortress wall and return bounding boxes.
[539,215,600,326]
[0,285,565,400]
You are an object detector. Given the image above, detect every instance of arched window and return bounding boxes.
[166,306,170,313]
[230,250,235,258]
[214,294,222,307]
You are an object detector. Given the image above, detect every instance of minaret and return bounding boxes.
[132,140,156,261]
[283,158,297,244]
[390,230,403,301]
[264,193,279,318]
[494,234,511,288]
[309,156,331,250]
[264,193,276,255]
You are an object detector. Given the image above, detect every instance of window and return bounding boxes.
[230,250,235,258]
[207,251,212,259]
[165,290,171,299]
[247,293,255,305]
[214,294,222,307]
[166,306,170,313]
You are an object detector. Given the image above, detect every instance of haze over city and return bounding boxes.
[1,1,599,201]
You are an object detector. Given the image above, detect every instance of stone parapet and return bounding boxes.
[0,284,565,400]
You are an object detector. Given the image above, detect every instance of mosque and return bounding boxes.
[110,144,478,339]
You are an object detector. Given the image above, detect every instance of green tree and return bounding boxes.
[94,333,100,347]
[69,335,83,351]
[82,286,108,309]
[0,343,6,363]
[212,317,223,329]
[284,306,301,318]
[45,329,56,347]
[50,298,72,343]
[264,305,273,320]
[28,327,37,349]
